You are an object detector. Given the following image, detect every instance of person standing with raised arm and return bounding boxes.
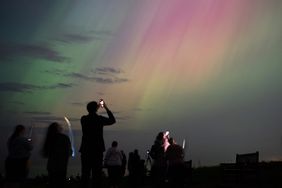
[166,137,185,188]
[80,100,116,188]
[149,132,169,188]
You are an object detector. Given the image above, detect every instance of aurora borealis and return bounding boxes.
[1,0,282,176]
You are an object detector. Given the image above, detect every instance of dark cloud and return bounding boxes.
[43,67,129,84]
[43,69,65,75]
[47,83,73,89]
[66,72,95,81]
[55,29,114,44]
[94,77,129,84]
[90,30,114,37]
[0,82,74,93]
[0,43,67,62]
[66,72,129,84]
[94,67,124,74]
[24,111,52,115]
[0,82,41,92]
[56,33,95,44]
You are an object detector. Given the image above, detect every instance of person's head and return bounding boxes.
[134,149,139,154]
[156,132,164,141]
[42,122,62,157]
[112,141,118,148]
[87,101,99,113]
[15,124,25,135]
[10,125,26,140]
[48,122,63,135]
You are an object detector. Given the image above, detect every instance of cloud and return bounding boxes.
[46,83,73,89]
[43,69,65,75]
[24,111,52,115]
[0,82,41,92]
[56,33,95,44]
[0,82,74,93]
[90,30,114,38]
[93,67,129,83]
[43,66,129,84]
[66,72,129,84]
[0,43,67,63]
[66,72,96,81]
[94,77,129,84]
[94,67,124,75]
[55,29,114,44]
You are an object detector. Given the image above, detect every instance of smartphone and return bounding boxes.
[99,99,104,108]
[164,131,170,139]
[164,131,169,137]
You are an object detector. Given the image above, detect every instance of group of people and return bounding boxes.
[5,100,116,188]
[149,131,186,188]
[104,146,145,188]
[4,100,187,188]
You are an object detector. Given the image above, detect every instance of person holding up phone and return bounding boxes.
[79,99,116,188]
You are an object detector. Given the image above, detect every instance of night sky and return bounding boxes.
[1,0,282,177]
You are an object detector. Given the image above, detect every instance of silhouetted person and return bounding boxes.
[80,100,116,188]
[127,152,134,183]
[5,125,33,185]
[166,137,185,188]
[120,150,127,177]
[149,132,169,188]
[128,149,143,186]
[42,122,72,188]
[104,141,123,188]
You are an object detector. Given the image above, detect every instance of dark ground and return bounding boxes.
[1,162,281,188]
